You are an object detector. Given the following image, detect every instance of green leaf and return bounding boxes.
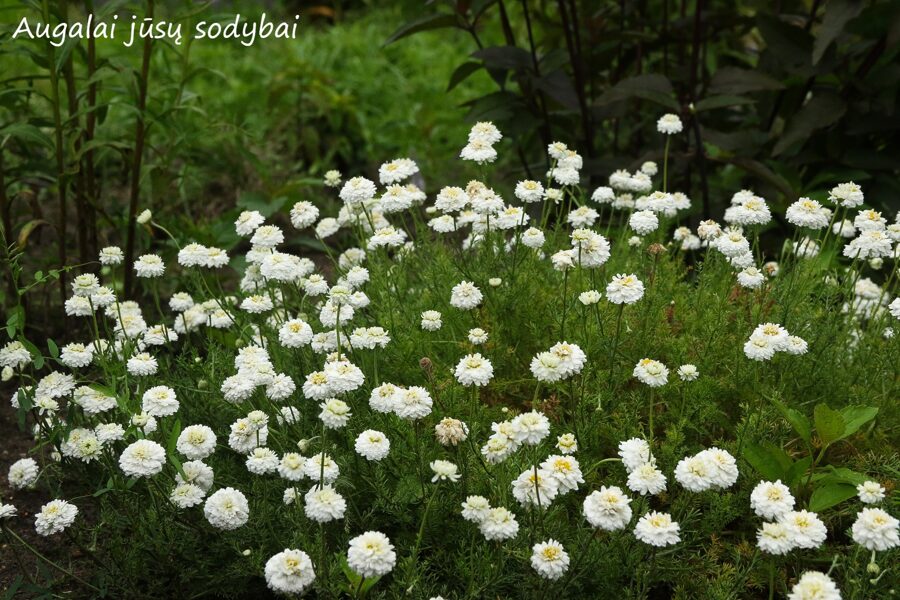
[168,451,186,480]
[47,338,58,359]
[766,395,811,444]
[384,13,459,46]
[535,70,580,111]
[708,67,785,95]
[167,418,182,454]
[743,443,786,481]
[773,92,846,156]
[596,74,679,110]
[20,338,43,370]
[236,192,285,218]
[0,123,54,149]
[814,403,846,446]
[815,466,868,486]
[813,0,865,65]
[840,406,878,438]
[694,95,755,112]
[340,556,380,596]
[16,219,51,250]
[757,14,814,75]
[472,46,533,71]
[447,62,482,92]
[720,156,797,200]
[785,456,812,488]
[809,483,858,512]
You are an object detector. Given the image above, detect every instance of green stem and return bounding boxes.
[3,524,103,594]
[662,136,671,193]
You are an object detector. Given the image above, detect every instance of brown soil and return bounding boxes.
[0,393,92,598]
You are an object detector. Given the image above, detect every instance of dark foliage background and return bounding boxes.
[390,0,900,217]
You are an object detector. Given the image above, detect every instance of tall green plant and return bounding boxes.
[390,0,900,217]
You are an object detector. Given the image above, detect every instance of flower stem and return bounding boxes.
[3,524,103,594]
[662,137,671,193]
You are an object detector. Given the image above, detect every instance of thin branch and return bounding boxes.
[124,0,155,297]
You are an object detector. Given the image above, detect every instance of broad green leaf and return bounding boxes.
[447,62,482,92]
[0,123,54,149]
[813,466,868,486]
[535,70,580,111]
[813,0,865,65]
[809,483,857,512]
[743,443,785,481]
[814,403,846,446]
[47,338,58,358]
[840,406,878,438]
[722,157,796,200]
[20,338,43,370]
[694,95,755,112]
[767,396,811,444]
[596,74,679,110]
[773,92,846,156]
[757,14,814,75]
[708,67,785,95]
[384,13,459,46]
[340,555,380,595]
[472,46,533,71]
[785,456,812,488]
[167,418,182,454]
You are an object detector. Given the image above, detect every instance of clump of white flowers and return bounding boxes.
[4,116,897,598]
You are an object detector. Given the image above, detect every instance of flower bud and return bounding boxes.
[136,209,152,224]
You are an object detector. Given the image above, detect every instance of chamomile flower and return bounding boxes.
[430,460,461,483]
[204,488,249,530]
[347,531,396,578]
[461,496,491,523]
[355,430,390,461]
[265,549,316,594]
[479,507,519,541]
[607,274,645,304]
[851,508,899,551]
[35,500,78,536]
[119,439,166,478]
[512,467,559,507]
[627,463,667,496]
[788,572,841,600]
[530,539,570,580]
[857,480,886,504]
[305,486,347,523]
[633,358,668,387]
[779,510,827,549]
[757,522,794,555]
[583,486,633,531]
[657,113,683,134]
[634,511,680,546]
[450,281,483,310]
[455,353,494,387]
[8,458,39,489]
[176,425,217,460]
[434,418,468,447]
[750,480,796,519]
